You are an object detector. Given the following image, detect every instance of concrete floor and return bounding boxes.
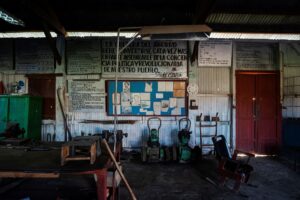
[0,152,299,200]
[119,152,300,200]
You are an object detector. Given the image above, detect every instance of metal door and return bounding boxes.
[236,71,281,154]
[236,74,256,152]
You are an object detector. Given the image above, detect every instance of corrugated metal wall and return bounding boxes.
[192,67,232,149]
[3,39,300,150]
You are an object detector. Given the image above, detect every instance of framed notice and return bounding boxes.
[15,39,54,74]
[198,40,232,67]
[68,80,105,113]
[66,38,101,74]
[106,80,187,116]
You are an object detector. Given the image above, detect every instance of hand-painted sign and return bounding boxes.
[101,39,188,79]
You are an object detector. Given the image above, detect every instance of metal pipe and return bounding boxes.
[113,27,141,153]
[113,28,121,153]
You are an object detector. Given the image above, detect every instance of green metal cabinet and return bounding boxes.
[0,96,9,133]
[0,95,42,140]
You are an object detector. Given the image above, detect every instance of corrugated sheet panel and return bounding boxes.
[1,74,27,93]
[206,13,300,25]
[210,33,300,41]
[189,96,231,148]
[197,67,230,94]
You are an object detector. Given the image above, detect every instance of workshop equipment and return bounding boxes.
[199,112,218,154]
[178,118,192,163]
[212,135,254,191]
[1,123,25,138]
[142,117,162,162]
[61,136,101,166]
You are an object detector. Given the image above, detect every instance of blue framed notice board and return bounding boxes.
[106,80,187,116]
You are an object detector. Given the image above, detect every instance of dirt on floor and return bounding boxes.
[0,151,299,200]
[119,152,300,200]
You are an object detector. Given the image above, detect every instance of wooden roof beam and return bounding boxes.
[25,0,66,36]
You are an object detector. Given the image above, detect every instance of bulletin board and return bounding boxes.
[106,80,187,116]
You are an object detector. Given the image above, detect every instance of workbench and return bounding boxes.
[0,142,121,200]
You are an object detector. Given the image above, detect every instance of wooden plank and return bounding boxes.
[0,172,59,178]
[139,25,212,35]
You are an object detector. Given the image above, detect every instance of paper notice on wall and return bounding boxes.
[145,82,153,92]
[146,111,154,115]
[174,81,186,90]
[161,100,170,112]
[177,98,185,108]
[140,108,147,113]
[123,81,130,92]
[141,100,151,108]
[156,93,164,99]
[169,98,177,108]
[112,93,121,105]
[171,107,180,115]
[153,102,161,115]
[174,90,185,97]
[131,93,141,106]
[158,82,166,91]
[121,101,131,107]
[122,106,132,114]
[140,93,150,101]
[121,92,131,102]
[165,82,173,92]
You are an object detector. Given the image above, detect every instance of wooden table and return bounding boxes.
[0,143,120,200]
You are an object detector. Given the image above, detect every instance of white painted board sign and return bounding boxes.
[236,42,278,69]
[67,38,101,74]
[15,39,54,74]
[0,39,13,70]
[198,40,232,67]
[101,39,188,79]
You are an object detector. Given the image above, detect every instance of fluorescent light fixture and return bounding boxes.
[67,32,137,38]
[0,8,25,26]
[210,32,300,41]
[0,32,57,38]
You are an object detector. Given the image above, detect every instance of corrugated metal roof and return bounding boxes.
[206,13,300,25]
[210,32,300,40]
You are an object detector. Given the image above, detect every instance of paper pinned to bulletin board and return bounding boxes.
[107,80,187,116]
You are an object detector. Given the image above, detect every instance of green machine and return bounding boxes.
[142,117,162,162]
[178,118,192,163]
[0,95,42,140]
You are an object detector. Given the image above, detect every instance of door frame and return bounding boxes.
[235,70,282,154]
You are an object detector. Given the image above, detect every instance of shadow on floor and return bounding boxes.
[0,151,299,200]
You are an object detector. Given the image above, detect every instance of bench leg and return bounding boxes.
[95,170,107,200]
